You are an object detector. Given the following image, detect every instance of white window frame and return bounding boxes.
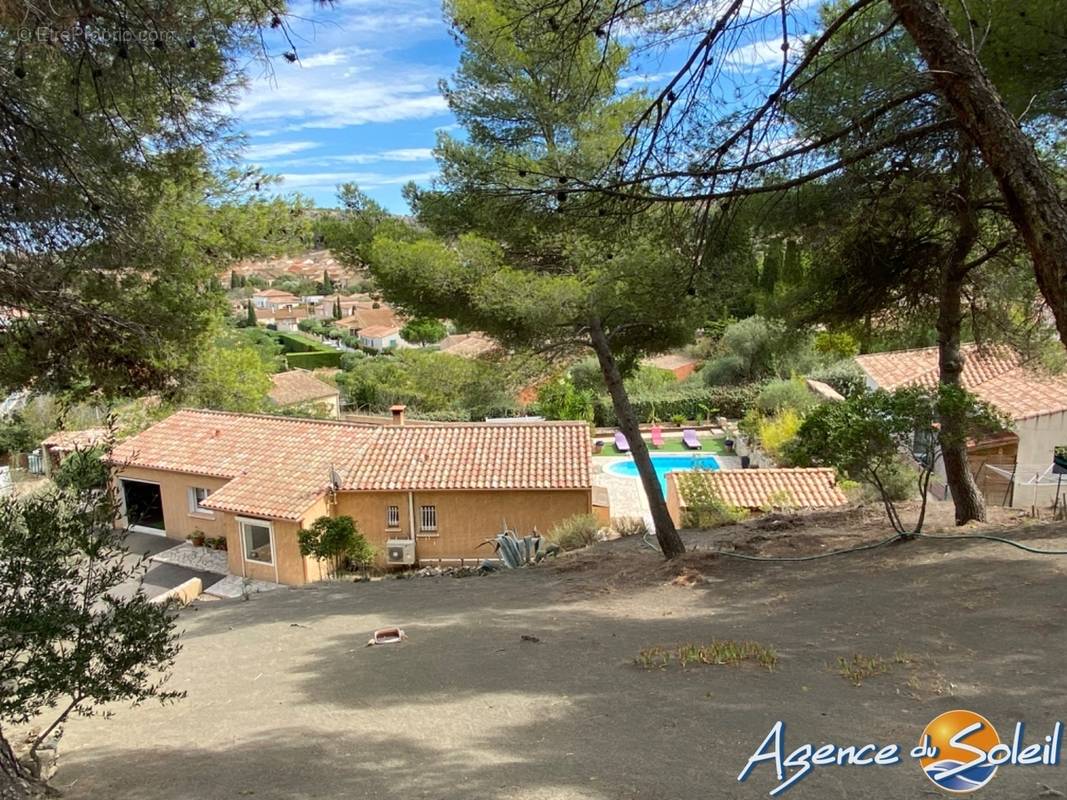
[419,505,438,533]
[386,505,400,529]
[187,486,214,517]
[238,517,276,566]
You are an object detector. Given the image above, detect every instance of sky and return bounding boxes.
[233,0,821,213]
[233,0,460,212]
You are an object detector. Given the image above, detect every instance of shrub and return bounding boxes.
[53,446,110,492]
[813,331,860,360]
[593,385,759,426]
[755,378,818,416]
[678,473,748,527]
[547,513,600,551]
[286,350,342,369]
[297,515,375,575]
[807,359,867,398]
[612,517,649,538]
[757,408,802,462]
[701,354,747,387]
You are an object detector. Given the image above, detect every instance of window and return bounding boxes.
[386,505,400,528]
[240,519,273,564]
[188,487,213,516]
[419,505,437,532]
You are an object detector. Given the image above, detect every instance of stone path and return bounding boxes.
[150,542,229,574]
[204,574,285,599]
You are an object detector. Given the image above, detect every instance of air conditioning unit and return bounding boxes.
[385,539,416,565]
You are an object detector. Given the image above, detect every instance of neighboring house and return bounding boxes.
[253,306,309,332]
[336,301,403,335]
[438,333,498,359]
[39,428,110,474]
[642,353,699,381]
[251,288,300,311]
[268,370,341,418]
[358,325,403,350]
[855,344,1067,507]
[666,467,847,527]
[109,409,594,585]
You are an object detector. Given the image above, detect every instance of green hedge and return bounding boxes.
[592,384,760,426]
[273,331,326,354]
[286,350,342,369]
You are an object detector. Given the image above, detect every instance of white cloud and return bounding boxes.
[724,37,789,70]
[617,71,676,88]
[297,49,351,68]
[235,65,448,130]
[243,140,320,161]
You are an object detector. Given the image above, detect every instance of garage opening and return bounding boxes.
[121,479,165,534]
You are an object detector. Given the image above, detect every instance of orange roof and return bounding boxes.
[254,289,299,298]
[855,344,1067,421]
[42,428,110,452]
[359,324,401,338]
[268,370,339,407]
[111,410,591,521]
[439,333,498,359]
[643,353,697,371]
[674,468,847,511]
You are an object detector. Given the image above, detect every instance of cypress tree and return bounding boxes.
[246,301,256,326]
[760,240,783,294]
[782,239,803,285]
[229,270,238,289]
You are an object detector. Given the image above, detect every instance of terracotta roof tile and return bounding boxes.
[110,410,591,521]
[268,370,339,407]
[675,468,847,511]
[855,344,1067,420]
[42,428,110,452]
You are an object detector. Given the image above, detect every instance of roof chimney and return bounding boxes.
[389,404,406,426]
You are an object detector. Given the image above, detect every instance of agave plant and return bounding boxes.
[479,526,560,568]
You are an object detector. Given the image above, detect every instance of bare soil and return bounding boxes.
[37,501,1067,799]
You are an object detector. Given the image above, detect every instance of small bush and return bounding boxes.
[758,408,802,463]
[612,517,649,538]
[813,331,860,360]
[807,359,867,398]
[755,378,817,416]
[701,354,747,387]
[547,513,600,551]
[678,473,747,527]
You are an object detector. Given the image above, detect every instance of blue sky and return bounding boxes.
[233,0,459,212]
[233,0,821,213]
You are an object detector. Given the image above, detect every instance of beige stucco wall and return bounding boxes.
[1009,411,1067,509]
[114,464,593,583]
[335,488,592,565]
[665,472,684,528]
[114,466,231,542]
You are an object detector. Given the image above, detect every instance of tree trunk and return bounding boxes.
[937,153,986,525]
[0,732,43,800]
[588,319,686,558]
[889,0,1067,345]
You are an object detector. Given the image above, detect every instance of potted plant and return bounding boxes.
[188,530,206,547]
[671,413,687,428]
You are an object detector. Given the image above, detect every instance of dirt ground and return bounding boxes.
[43,501,1067,799]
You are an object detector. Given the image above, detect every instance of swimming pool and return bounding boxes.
[605,453,720,496]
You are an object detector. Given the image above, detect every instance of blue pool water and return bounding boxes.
[605,453,720,496]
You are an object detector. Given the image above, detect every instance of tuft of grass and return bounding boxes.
[635,646,672,670]
[635,640,778,672]
[836,654,889,686]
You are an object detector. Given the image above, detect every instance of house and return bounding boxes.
[438,332,498,359]
[255,306,309,332]
[268,370,341,418]
[855,344,1067,507]
[358,325,403,350]
[109,409,594,585]
[251,288,301,311]
[642,352,699,381]
[666,467,847,527]
[335,301,403,336]
[39,428,110,474]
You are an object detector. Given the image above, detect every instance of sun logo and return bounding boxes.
[919,710,1001,793]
